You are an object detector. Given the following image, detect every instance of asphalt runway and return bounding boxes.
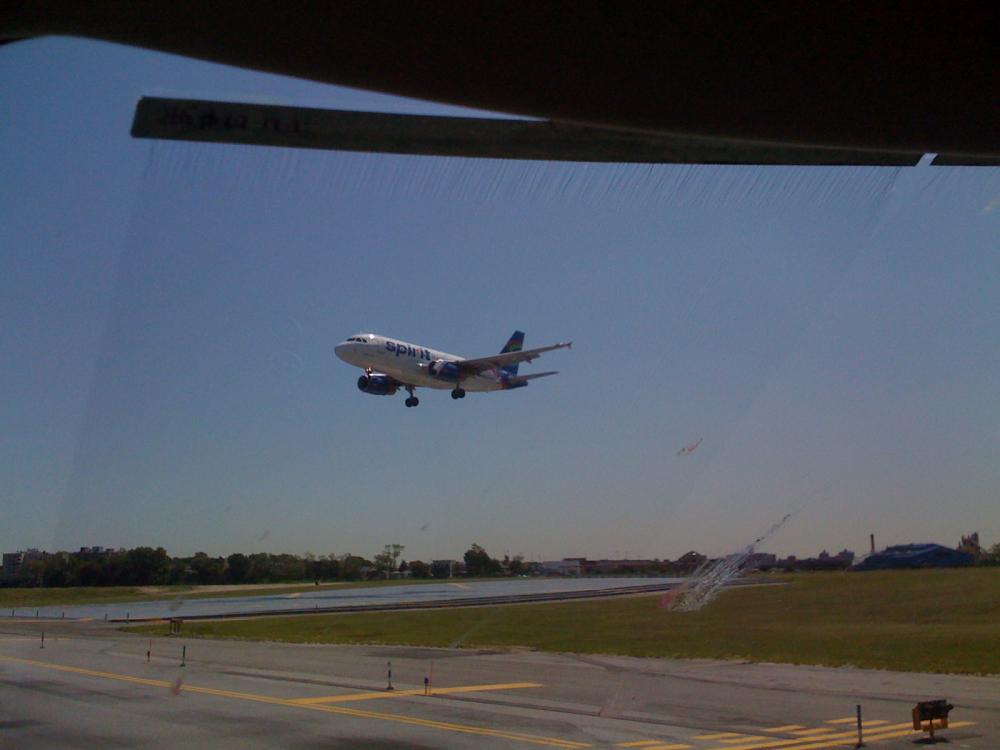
[1,619,994,749]
[6,578,684,622]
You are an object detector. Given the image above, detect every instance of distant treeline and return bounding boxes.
[2,548,399,588]
[5,541,996,589]
[0,542,514,588]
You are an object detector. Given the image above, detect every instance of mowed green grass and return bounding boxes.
[0,578,443,609]
[128,569,1000,674]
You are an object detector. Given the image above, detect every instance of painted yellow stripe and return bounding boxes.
[733,733,880,750]
[0,656,587,749]
[301,701,590,748]
[617,742,663,748]
[788,728,837,736]
[763,726,804,733]
[450,582,470,590]
[706,721,982,750]
[696,733,744,740]
[285,592,301,598]
[720,739,767,745]
[646,745,692,750]
[823,717,887,727]
[294,681,542,704]
[727,722,975,750]
[1,655,173,689]
[703,723,916,750]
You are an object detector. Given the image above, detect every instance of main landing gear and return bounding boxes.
[450,387,466,400]
[404,385,419,408]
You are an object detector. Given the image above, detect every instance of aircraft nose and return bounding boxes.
[334,343,348,360]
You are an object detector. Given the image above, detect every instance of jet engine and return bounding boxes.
[357,374,399,395]
[427,359,461,382]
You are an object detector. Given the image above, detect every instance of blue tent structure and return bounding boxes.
[851,543,974,571]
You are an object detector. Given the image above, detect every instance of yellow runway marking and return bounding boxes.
[704,724,906,750]
[285,592,302,598]
[763,726,804,733]
[293,681,542,704]
[0,655,585,748]
[705,720,974,750]
[788,728,837,736]
[719,739,767,745]
[450,582,470,590]
[617,742,663,747]
[696,733,745,740]
[716,721,977,750]
[645,745,691,750]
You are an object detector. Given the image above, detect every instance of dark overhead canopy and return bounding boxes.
[5,2,998,161]
[132,97,930,166]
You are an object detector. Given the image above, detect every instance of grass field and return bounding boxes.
[128,569,1000,674]
[0,578,444,609]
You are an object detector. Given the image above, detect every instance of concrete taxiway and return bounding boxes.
[1,619,994,749]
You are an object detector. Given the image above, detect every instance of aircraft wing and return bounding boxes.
[457,342,572,374]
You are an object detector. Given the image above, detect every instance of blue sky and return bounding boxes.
[2,37,998,563]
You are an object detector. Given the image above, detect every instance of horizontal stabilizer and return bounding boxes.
[509,371,558,383]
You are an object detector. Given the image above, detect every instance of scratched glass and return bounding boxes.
[1,35,997,750]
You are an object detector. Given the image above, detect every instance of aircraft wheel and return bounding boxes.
[451,388,465,400]
[405,397,419,407]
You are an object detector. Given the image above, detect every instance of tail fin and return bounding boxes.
[500,330,524,375]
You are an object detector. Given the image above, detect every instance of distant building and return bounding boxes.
[851,543,974,571]
[744,552,777,570]
[0,553,17,581]
[562,557,594,574]
[779,548,854,571]
[593,558,655,574]
[540,559,582,576]
[1,549,48,582]
[74,546,111,561]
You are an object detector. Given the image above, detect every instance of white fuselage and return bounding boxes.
[334,333,505,391]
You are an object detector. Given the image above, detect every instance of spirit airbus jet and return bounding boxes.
[335,331,571,407]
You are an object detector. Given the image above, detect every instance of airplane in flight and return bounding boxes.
[677,438,703,456]
[334,331,571,407]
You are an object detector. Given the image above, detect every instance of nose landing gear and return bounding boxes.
[450,387,466,400]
